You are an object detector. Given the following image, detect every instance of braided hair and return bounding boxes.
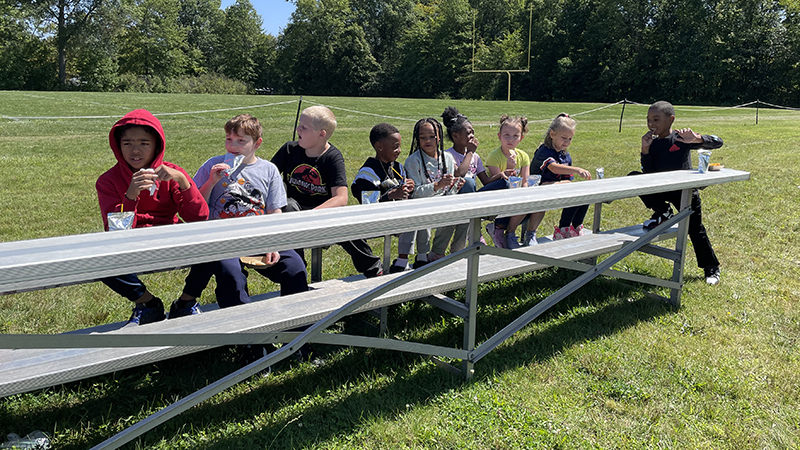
[409,117,446,184]
[441,106,471,142]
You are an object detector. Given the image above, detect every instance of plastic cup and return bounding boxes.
[698,150,712,173]
[527,175,541,186]
[361,191,380,204]
[596,167,604,179]
[508,176,522,188]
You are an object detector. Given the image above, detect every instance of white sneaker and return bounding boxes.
[705,267,720,286]
[523,231,538,246]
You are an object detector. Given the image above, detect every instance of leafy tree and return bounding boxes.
[277,0,379,95]
[118,0,190,78]
[178,0,224,75]
[214,0,263,82]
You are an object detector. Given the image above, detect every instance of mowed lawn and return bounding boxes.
[0,91,798,449]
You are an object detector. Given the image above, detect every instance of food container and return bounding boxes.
[508,176,522,189]
[697,150,712,173]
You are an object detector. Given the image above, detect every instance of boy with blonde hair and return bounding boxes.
[272,106,383,277]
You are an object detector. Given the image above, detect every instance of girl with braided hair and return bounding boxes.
[404,117,464,268]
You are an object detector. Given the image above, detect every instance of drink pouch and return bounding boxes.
[527,175,541,186]
[107,211,135,231]
[362,191,380,204]
[223,154,245,179]
[697,150,712,173]
[508,176,522,189]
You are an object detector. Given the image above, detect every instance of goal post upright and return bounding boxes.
[471,3,533,101]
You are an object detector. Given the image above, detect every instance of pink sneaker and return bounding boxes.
[571,224,585,236]
[553,226,566,241]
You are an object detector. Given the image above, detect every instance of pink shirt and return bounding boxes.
[446,147,485,178]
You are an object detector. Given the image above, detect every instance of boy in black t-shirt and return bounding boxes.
[631,101,724,286]
[272,106,383,278]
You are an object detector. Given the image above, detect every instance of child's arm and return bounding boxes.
[452,150,474,178]
[545,162,592,180]
[160,163,209,222]
[676,128,724,149]
[314,186,348,209]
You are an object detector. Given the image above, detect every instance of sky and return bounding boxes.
[219,0,296,36]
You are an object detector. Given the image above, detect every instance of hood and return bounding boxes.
[108,109,166,176]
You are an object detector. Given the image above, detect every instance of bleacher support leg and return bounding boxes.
[669,188,692,306]
[462,218,481,379]
[311,247,323,282]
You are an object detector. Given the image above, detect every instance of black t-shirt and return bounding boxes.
[271,141,348,208]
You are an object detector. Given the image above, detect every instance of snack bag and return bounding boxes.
[107,211,135,231]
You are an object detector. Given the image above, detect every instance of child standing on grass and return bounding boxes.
[404,117,464,267]
[530,113,592,241]
[484,115,534,249]
[192,114,308,304]
[96,109,209,325]
[630,101,724,286]
[272,105,384,278]
[351,123,416,273]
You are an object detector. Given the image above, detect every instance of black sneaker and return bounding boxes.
[127,300,166,325]
[643,209,674,230]
[389,259,408,273]
[237,344,273,376]
[364,267,383,278]
[168,299,202,319]
[412,259,429,269]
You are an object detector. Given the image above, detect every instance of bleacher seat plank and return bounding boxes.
[0,224,676,398]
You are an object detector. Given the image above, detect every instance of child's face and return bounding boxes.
[418,122,439,156]
[452,123,475,148]
[375,133,402,163]
[225,129,261,161]
[296,114,325,149]
[647,109,674,138]
[498,123,524,151]
[120,126,157,171]
[549,127,575,152]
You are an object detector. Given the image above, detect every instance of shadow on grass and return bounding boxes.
[0,268,676,450]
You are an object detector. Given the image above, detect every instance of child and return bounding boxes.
[96,109,209,325]
[530,113,592,241]
[404,118,464,267]
[351,123,416,273]
[271,106,383,278]
[441,106,507,192]
[484,115,534,249]
[632,101,724,285]
[191,114,308,306]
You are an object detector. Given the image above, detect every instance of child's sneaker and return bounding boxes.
[523,230,538,246]
[643,209,674,230]
[492,225,507,249]
[128,300,166,325]
[389,259,408,273]
[168,299,202,319]
[704,267,721,286]
[567,225,583,237]
[505,231,521,249]
[553,226,567,241]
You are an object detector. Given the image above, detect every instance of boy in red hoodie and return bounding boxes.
[96,109,209,325]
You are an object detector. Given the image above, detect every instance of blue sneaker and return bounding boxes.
[128,301,166,325]
[168,299,203,319]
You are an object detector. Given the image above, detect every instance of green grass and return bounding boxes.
[1,91,799,449]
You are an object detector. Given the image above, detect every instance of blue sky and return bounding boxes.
[220,0,296,36]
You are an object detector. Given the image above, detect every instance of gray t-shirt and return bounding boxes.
[194,156,287,220]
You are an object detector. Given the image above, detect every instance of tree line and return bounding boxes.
[3,0,799,105]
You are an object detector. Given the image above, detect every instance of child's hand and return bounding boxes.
[641,130,655,152]
[502,169,516,179]
[126,168,158,200]
[467,136,479,153]
[455,177,466,190]
[403,178,415,191]
[263,252,280,267]
[387,186,408,200]
[574,167,592,180]
[154,165,190,190]
[209,163,231,183]
[676,128,701,144]
[435,174,455,191]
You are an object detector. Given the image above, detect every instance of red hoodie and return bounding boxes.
[96,109,209,230]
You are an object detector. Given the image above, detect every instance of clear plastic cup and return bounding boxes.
[508,176,522,188]
[527,175,541,186]
[596,167,604,179]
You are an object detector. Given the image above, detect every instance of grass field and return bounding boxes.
[1,91,799,449]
